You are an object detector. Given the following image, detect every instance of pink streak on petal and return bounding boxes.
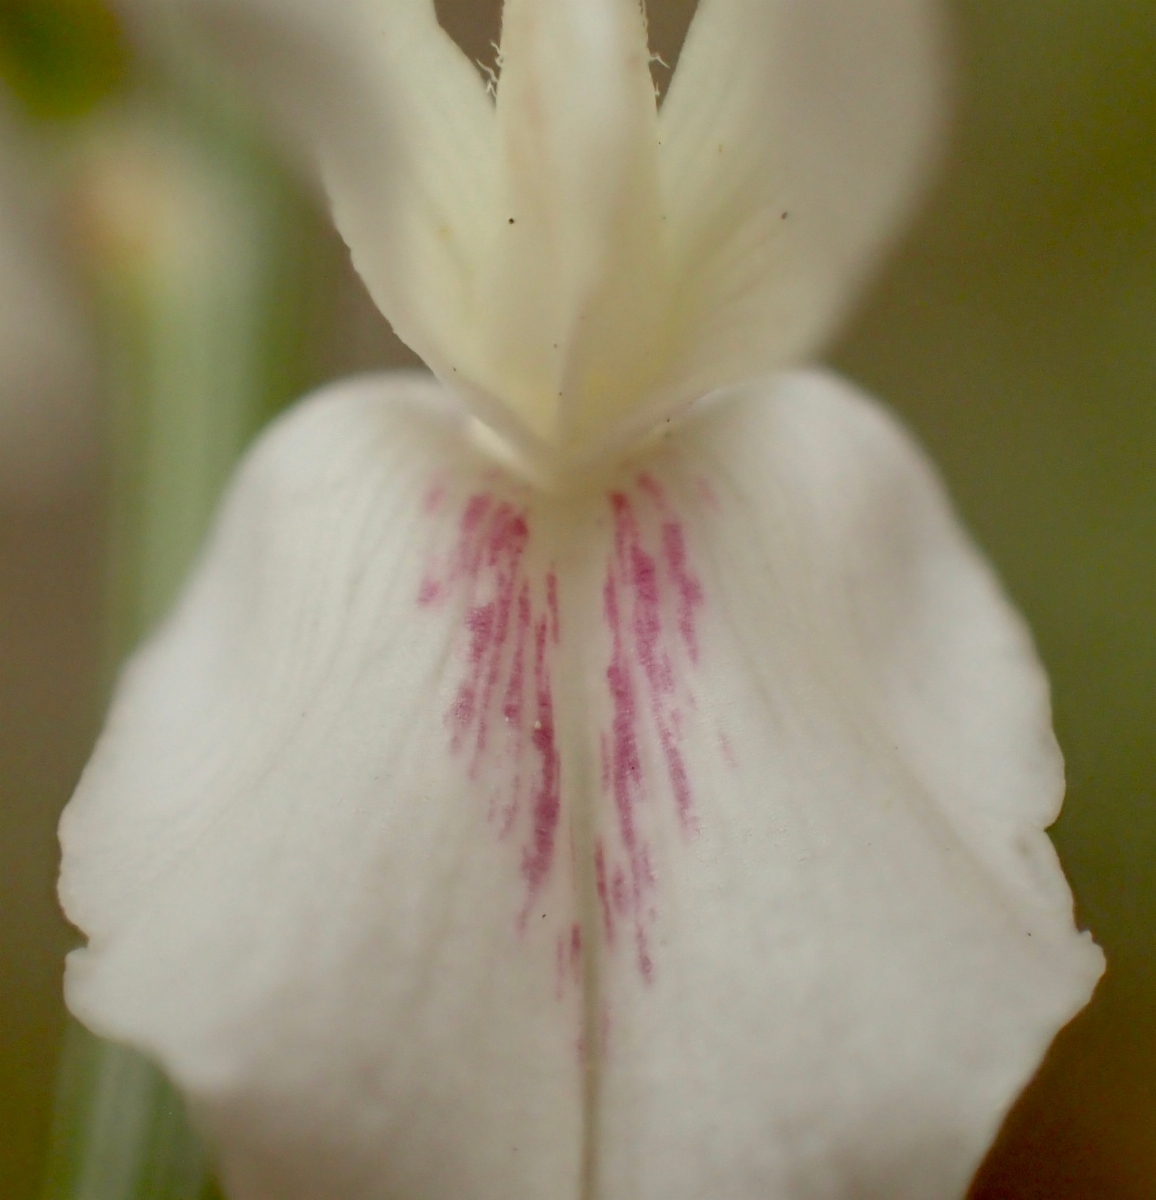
[611,866,630,917]
[637,471,705,663]
[662,520,705,664]
[522,615,561,902]
[594,840,615,944]
[569,922,582,983]
[547,569,561,645]
[597,474,717,981]
[417,487,565,934]
[496,583,533,837]
[603,524,655,981]
[553,924,582,999]
[613,491,697,834]
[451,601,495,753]
[459,494,492,560]
[465,506,529,770]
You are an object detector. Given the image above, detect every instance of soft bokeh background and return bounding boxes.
[1,1,1153,1197]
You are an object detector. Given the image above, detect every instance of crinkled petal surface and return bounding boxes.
[61,370,1101,1200]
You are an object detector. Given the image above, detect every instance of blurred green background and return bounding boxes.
[0,0,1153,1197]
[837,5,1156,1195]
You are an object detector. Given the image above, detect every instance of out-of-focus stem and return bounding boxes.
[42,1022,218,1200]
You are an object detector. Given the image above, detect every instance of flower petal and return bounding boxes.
[168,0,501,407]
[580,370,1102,1199]
[150,0,667,470]
[60,374,586,1200]
[652,0,946,422]
[61,369,1100,1200]
[143,0,947,474]
[483,0,667,454]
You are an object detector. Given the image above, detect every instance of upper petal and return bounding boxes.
[483,0,668,455]
[135,0,668,471]
[126,0,946,474]
[154,0,502,405]
[61,368,1099,1199]
[650,0,946,425]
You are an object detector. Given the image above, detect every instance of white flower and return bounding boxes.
[59,2,1103,1198]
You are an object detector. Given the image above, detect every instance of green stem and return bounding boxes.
[42,1023,219,1200]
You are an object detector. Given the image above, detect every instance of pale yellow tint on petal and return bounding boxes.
[481,0,668,455]
[654,0,945,410]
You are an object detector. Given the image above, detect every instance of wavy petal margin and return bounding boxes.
[61,370,1099,1200]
